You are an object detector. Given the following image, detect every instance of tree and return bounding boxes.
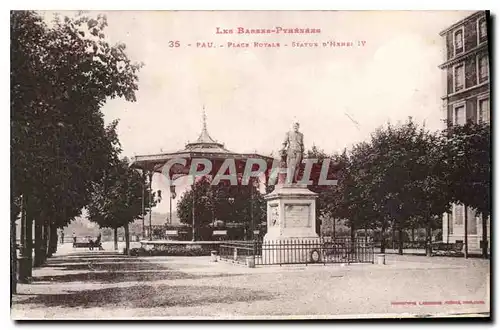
[334,119,452,255]
[11,10,142,292]
[369,120,454,255]
[305,146,334,235]
[444,121,491,258]
[87,158,153,255]
[225,177,265,238]
[177,177,215,233]
[332,144,391,249]
[177,176,265,240]
[407,130,451,256]
[11,10,49,288]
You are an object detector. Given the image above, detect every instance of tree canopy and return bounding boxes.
[11,11,142,227]
[11,10,143,289]
[177,176,265,236]
[444,121,491,257]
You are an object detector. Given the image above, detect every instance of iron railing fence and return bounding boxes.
[219,237,374,266]
[219,241,255,264]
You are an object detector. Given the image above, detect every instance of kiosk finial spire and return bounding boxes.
[202,105,207,132]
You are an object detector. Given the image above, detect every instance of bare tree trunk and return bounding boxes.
[380,222,386,253]
[482,213,488,259]
[464,205,468,259]
[24,208,33,279]
[426,223,432,257]
[47,224,58,257]
[11,215,17,297]
[350,222,356,253]
[447,212,451,243]
[124,224,130,256]
[411,228,415,243]
[392,226,395,250]
[42,223,49,263]
[19,194,31,283]
[113,227,118,251]
[398,229,404,255]
[33,217,44,268]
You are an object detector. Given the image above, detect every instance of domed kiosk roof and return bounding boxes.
[130,108,274,174]
[183,109,230,153]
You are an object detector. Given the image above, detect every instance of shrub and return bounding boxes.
[127,246,208,257]
[129,247,147,256]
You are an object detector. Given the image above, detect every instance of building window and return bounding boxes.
[454,64,465,92]
[478,17,487,43]
[477,97,490,124]
[454,28,464,55]
[454,204,464,225]
[477,55,489,83]
[453,103,466,126]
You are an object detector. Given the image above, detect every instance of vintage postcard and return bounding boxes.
[10,10,491,320]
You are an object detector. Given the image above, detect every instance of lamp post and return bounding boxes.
[192,183,196,241]
[169,184,176,224]
[141,171,145,239]
[147,171,163,241]
[250,179,254,241]
[149,188,162,241]
[148,171,153,240]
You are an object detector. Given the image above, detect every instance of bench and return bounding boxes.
[431,241,463,256]
[73,238,103,250]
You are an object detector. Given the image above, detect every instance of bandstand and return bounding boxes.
[130,110,274,243]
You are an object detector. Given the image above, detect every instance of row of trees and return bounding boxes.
[176,118,490,259]
[314,118,490,258]
[87,157,157,253]
[11,10,490,303]
[11,11,150,297]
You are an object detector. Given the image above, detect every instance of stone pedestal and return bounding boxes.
[263,183,320,264]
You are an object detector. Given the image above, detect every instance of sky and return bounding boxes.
[44,10,474,214]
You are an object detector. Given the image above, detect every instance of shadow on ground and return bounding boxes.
[16,284,275,308]
[45,253,135,264]
[47,261,168,271]
[31,270,245,283]
[32,270,193,283]
[376,249,488,259]
[30,252,246,284]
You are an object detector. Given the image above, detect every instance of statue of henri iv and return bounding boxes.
[281,122,304,183]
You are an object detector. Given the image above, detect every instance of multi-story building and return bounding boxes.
[439,11,490,252]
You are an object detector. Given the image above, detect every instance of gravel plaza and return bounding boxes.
[11,242,490,319]
[10,10,492,322]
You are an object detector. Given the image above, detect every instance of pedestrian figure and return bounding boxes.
[60,230,65,244]
[95,233,104,251]
[88,237,94,250]
[72,232,76,247]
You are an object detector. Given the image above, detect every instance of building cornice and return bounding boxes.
[441,81,490,100]
[438,43,489,69]
[439,11,486,36]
